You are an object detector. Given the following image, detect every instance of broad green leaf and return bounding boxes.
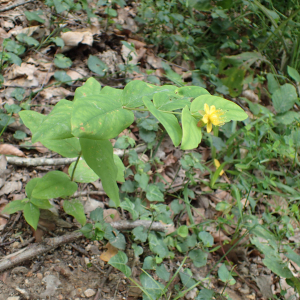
[19,111,45,135]
[32,100,74,143]
[6,52,22,66]
[288,66,300,82]
[191,95,248,122]
[50,37,64,48]
[198,231,214,247]
[275,111,300,125]
[87,55,108,76]
[221,67,245,97]
[263,255,293,278]
[196,289,215,300]
[26,178,41,198]
[267,73,280,94]
[54,71,72,85]
[181,105,202,150]
[90,207,104,222]
[63,199,86,226]
[120,198,138,220]
[133,226,147,242]
[179,268,197,288]
[68,160,99,183]
[114,155,125,182]
[24,11,45,23]
[13,130,26,140]
[31,171,78,199]
[24,202,40,230]
[100,86,123,99]
[41,138,81,158]
[108,251,131,277]
[218,264,236,285]
[153,93,190,111]
[72,95,134,140]
[143,256,156,270]
[148,232,168,258]
[80,138,120,206]
[2,200,26,214]
[143,97,182,146]
[74,77,101,100]
[121,80,159,108]
[16,34,39,46]
[272,84,298,113]
[146,184,164,202]
[178,225,188,237]
[54,54,72,69]
[284,245,300,267]
[156,264,170,281]
[109,232,126,250]
[134,173,149,190]
[189,249,208,267]
[175,86,209,98]
[140,272,164,300]
[30,198,52,209]
[132,243,143,257]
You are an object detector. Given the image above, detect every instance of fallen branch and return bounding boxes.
[0,220,168,272]
[0,0,35,12]
[6,145,147,167]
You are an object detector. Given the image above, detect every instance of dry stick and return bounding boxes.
[0,0,35,12]
[5,145,147,167]
[0,220,167,273]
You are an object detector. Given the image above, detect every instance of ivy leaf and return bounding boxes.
[120,198,139,220]
[63,199,86,226]
[189,249,208,268]
[54,71,72,85]
[23,202,40,230]
[54,54,72,69]
[132,226,148,243]
[87,55,108,76]
[74,77,101,100]
[108,251,131,277]
[146,184,164,202]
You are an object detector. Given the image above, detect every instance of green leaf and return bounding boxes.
[42,138,81,158]
[30,198,52,209]
[90,207,104,222]
[132,243,143,257]
[120,198,139,220]
[181,105,202,150]
[80,138,120,206]
[68,160,99,183]
[72,95,134,140]
[218,264,236,285]
[153,93,190,111]
[11,87,25,101]
[143,256,156,270]
[178,225,188,237]
[134,173,149,190]
[109,232,126,250]
[100,86,123,99]
[287,66,300,82]
[19,111,45,135]
[156,264,170,281]
[5,104,21,114]
[16,33,39,46]
[32,100,74,143]
[267,73,280,94]
[189,249,208,267]
[13,130,26,140]
[87,55,108,76]
[179,268,197,289]
[133,226,148,242]
[4,39,25,55]
[54,54,72,69]
[26,177,40,198]
[148,232,168,258]
[121,80,160,108]
[74,77,101,100]
[50,37,65,48]
[198,231,214,247]
[23,202,40,230]
[272,84,298,113]
[24,11,45,23]
[54,71,72,85]
[31,170,78,199]
[2,200,26,214]
[108,251,131,277]
[63,199,86,226]
[190,95,248,122]
[263,255,293,279]
[221,67,245,97]
[114,155,125,182]
[196,289,214,299]
[170,199,184,214]
[275,111,300,125]
[143,97,182,146]
[146,184,164,202]
[175,86,209,98]
[6,52,22,66]
[140,272,164,300]
[284,245,300,267]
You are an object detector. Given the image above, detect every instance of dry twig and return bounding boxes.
[0,0,35,12]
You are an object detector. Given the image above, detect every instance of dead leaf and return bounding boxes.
[60,31,93,52]
[0,181,22,196]
[103,208,121,223]
[100,243,118,262]
[121,44,139,65]
[242,90,260,103]
[0,144,26,157]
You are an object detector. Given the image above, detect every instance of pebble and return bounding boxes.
[7,297,20,300]
[36,273,43,280]
[84,289,96,298]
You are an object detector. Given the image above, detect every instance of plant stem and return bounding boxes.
[70,151,82,181]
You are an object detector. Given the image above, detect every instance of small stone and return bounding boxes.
[36,273,43,280]
[84,257,90,265]
[7,297,20,300]
[57,294,64,300]
[84,289,96,298]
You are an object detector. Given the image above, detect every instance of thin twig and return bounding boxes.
[0,0,35,12]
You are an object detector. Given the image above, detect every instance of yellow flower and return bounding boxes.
[201,103,225,133]
[214,159,224,175]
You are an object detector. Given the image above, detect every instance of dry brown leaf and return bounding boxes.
[0,144,26,157]
[127,38,146,49]
[103,208,121,223]
[32,142,50,154]
[242,89,259,103]
[100,243,118,262]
